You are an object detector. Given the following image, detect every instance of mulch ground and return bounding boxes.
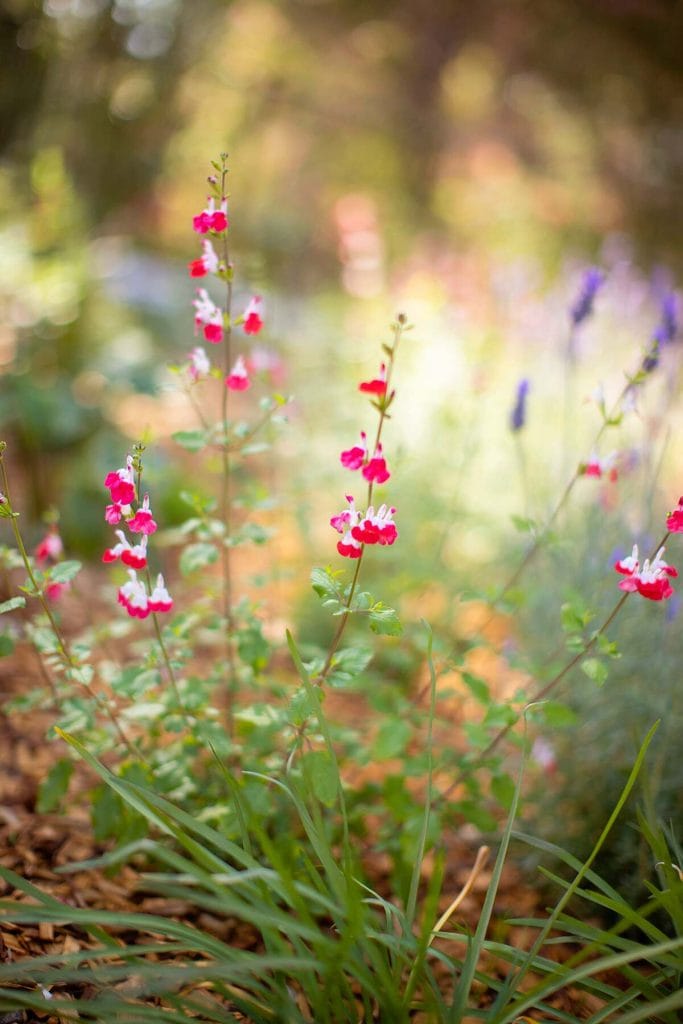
[0,625,602,1023]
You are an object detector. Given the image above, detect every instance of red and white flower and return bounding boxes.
[187,346,211,382]
[127,493,158,535]
[34,529,63,566]
[193,197,228,235]
[352,503,397,546]
[362,443,390,484]
[193,288,224,344]
[359,363,387,396]
[104,456,136,506]
[330,496,397,557]
[340,432,368,470]
[330,495,362,558]
[226,354,250,391]
[188,238,220,277]
[103,530,148,570]
[242,295,264,335]
[581,452,617,481]
[148,573,173,613]
[666,496,683,533]
[615,544,639,576]
[118,570,150,619]
[616,544,677,601]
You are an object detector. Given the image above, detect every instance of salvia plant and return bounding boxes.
[0,155,681,1021]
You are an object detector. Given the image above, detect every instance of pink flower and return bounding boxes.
[242,295,264,335]
[118,570,150,619]
[105,503,126,525]
[581,452,617,482]
[193,288,224,344]
[148,573,173,613]
[104,456,136,505]
[127,493,158,535]
[45,581,69,602]
[362,443,390,484]
[359,363,387,396]
[187,346,211,382]
[531,737,557,774]
[193,197,228,235]
[188,239,220,277]
[616,544,677,601]
[34,529,63,566]
[226,354,250,391]
[340,432,367,470]
[103,531,148,570]
[666,496,683,533]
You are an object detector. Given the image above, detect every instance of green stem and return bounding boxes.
[217,156,238,736]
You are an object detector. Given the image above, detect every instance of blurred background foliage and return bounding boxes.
[0,0,682,895]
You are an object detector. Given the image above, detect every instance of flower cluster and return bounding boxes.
[331,326,403,559]
[186,172,264,392]
[615,544,677,602]
[331,495,397,558]
[103,456,172,619]
[614,495,683,602]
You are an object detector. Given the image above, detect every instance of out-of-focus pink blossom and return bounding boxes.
[104,456,136,505]
[242,295,264,335]
[128,494,158,535]
[362,443,390,484]
[148,573,173,613]
[188,238,220,277]
[103,531,148,570]
[187,346,211,382]
[34,529,63,566]
[359,363,387,396]
[193,197,228,235]
[616,544,677,601]
[193,288,224,344]
[666,496,683,533]
[226,354,250,391]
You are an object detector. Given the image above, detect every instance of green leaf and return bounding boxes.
[237,623,270,673]
[328,646,373,686]
[172,429,208,452]
[179,542,218,576]
[581,657,608,686]
[462,671,490,704]
[454,800,497,832]
[36,758,74,813]
[372,718,412,759]
[491,772,516,811]
[48,560,82,584]
[303,750,338,807]
[289,686,317,728]
[368,603,402,636]
[537,700,578,727]
[0,596,26,614]
[0,633,14,656]
[310,566,343,601]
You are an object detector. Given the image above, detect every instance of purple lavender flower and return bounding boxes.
[510,378,530,432]
[570,267,605,326]
[652,292,678,346]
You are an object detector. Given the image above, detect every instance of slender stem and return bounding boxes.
[436,532,670,806]
[149,602,190,729]
[316,554,364,683]
[216,157,238,735]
